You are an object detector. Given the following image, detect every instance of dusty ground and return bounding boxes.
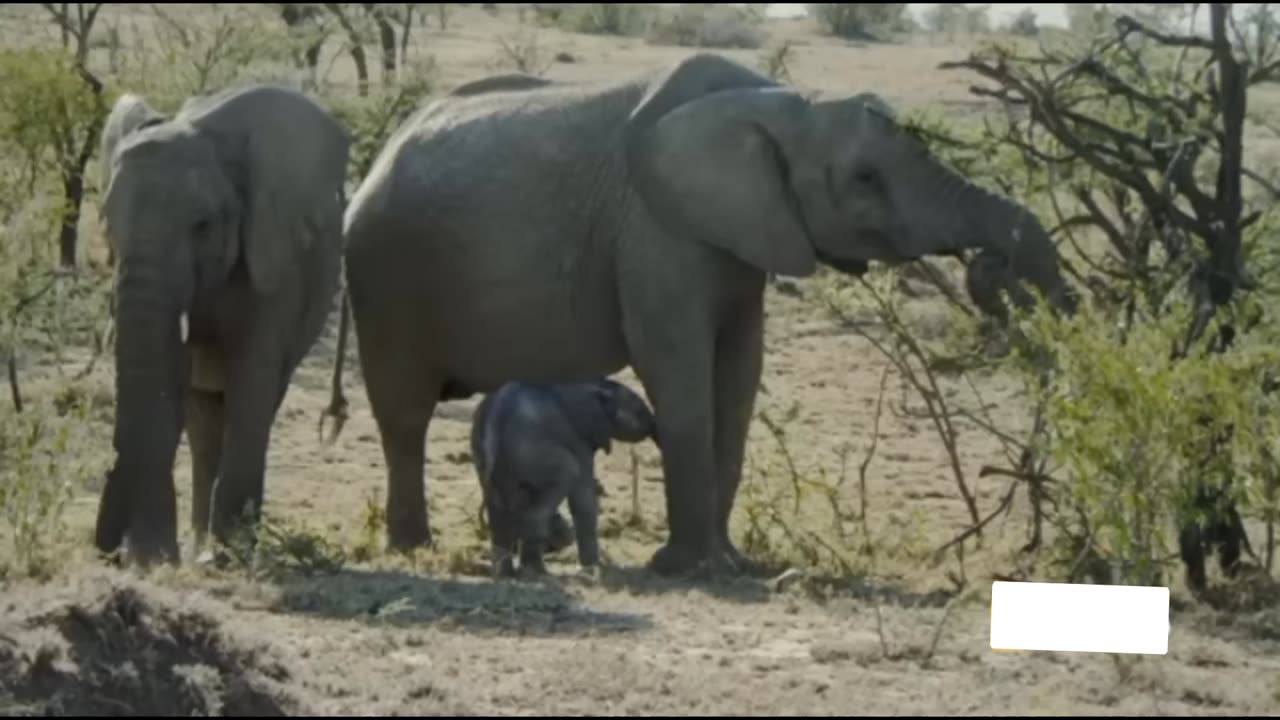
[3,5,1280,716]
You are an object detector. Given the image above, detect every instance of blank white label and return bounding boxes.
[989,581,1170,655]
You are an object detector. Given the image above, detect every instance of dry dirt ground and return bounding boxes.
[4,5,1280,716]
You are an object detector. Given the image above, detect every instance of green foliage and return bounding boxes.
[1011,289,1280,586]
[222,511,348,580]
[329,70,436,185]
[808,3,911,41]
[0,383,104,580]
[0,46,106,236]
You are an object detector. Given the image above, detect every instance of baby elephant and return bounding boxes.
[470,378,658,577]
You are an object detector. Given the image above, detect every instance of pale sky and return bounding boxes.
[763,3,1072,27]
[762,4,1245,31]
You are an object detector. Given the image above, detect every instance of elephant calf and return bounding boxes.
[470,378,657,577]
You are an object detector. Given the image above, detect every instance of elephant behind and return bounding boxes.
[336,53,1077,577]
[94,84,351,567]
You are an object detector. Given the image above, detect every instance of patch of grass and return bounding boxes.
[221,511,348,581]
[0,392,102,580]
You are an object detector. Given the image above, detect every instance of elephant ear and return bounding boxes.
[99,93,167,212]
[624,55,818,278]
[185,85,351,296]
[554,383,615,455]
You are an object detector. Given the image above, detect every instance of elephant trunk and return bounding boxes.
[908,159,1077,316]
[96,264,191,563]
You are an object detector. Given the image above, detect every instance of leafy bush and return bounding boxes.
[1006,9,1039,37]
[647,5,767,50]
[808,3,911,41]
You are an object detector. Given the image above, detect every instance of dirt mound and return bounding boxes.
[0,574,305,716]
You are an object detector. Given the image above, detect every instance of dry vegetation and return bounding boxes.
[2,3,1280,715]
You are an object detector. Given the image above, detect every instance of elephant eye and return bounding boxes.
[851,166,880,188]
[192,219,212,239]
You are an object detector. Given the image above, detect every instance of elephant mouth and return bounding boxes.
[815,250,870,276]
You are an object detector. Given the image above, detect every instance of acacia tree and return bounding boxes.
[929,2,1280,591]
[36,4,107,268]
[820,3,1280,595]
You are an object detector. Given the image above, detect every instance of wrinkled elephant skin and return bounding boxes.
[94,84,351,567]
[337,53,1076,577]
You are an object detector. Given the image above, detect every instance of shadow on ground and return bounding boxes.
[269,567,655,636]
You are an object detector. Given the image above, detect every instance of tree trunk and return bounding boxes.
[364,4,397,85]
[57,65,105,268]
[399,4,415,68]
[326,4,370,97]
[59,174,84,267]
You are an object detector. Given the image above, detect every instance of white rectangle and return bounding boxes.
[990,581,1169,655]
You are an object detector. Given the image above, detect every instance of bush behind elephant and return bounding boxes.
[94,83,351,567]
[470,377,658,577]
[334,52,1077,577]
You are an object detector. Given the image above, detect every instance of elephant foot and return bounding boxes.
[386,516,433,554]
[93,468,129,555]
[125,527,181,569]
[546,513,574,554]
[649,537,767,579]
[648,540,720,578]
[718,539,772,578]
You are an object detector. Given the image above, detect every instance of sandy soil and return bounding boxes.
[3,5,1280,716]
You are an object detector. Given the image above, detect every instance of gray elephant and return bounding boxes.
[335,53,1077,577]
[470,378,658,577]
[93,84,351,567]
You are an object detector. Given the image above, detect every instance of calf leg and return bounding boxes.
[567,475,601,569]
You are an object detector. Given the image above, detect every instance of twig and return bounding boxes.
[873,602,892,660]
[922,594,961,667]
[931,480,1019,560]
[859,366,890,554]
[6,350,20,413]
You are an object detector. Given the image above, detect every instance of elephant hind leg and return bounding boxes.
[186,389,224,554]
[373,398,438,551]
[357,339,441,551]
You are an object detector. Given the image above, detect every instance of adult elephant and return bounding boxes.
[94,84,351,567]
[336,54,1076,577]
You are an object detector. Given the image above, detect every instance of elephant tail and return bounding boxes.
[318,283,352,446]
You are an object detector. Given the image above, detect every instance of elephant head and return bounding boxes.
[95,84,349,565]
[552,378,658,454]
[587,378,658,449]
[621,54,1076,314]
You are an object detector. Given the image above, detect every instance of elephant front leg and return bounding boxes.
[712,299,768,576]
[630,334,719,577]
[185,389,224,554]
[567,476,601,569]
[208,334,289,556]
